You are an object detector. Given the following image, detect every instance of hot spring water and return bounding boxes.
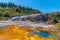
[35,31,58,40]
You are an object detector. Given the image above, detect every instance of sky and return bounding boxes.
[0,0,60,13]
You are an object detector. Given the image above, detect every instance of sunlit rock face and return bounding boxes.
[9,14,46,22]
[8,14,60,24]
[0,25,59,40]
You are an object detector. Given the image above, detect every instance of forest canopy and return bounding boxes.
[0,2,41,20]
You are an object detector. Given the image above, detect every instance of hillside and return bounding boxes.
[0,2,60,24]
[0,2,41,20]
[9,12,60,24]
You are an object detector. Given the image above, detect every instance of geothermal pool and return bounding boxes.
[35,31,50,38]
[35,31,58,40]
[0,25,59,40]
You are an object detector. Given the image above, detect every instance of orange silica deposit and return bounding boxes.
[0,25,54,40]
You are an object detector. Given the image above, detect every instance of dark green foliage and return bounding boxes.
[56,22,60,32]
[0,2,41,20]
[4,13,10,17]
[47,12,59,24]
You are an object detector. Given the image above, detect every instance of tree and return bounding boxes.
[0,2,41,20]
[56,21,60,32]
[48,12,58,24]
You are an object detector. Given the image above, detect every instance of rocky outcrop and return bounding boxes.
[9,13,60,24]
[29,14,46,22]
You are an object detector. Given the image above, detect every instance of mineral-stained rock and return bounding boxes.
[9,13,60,24]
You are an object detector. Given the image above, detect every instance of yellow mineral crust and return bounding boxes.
[0,25,59,40]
